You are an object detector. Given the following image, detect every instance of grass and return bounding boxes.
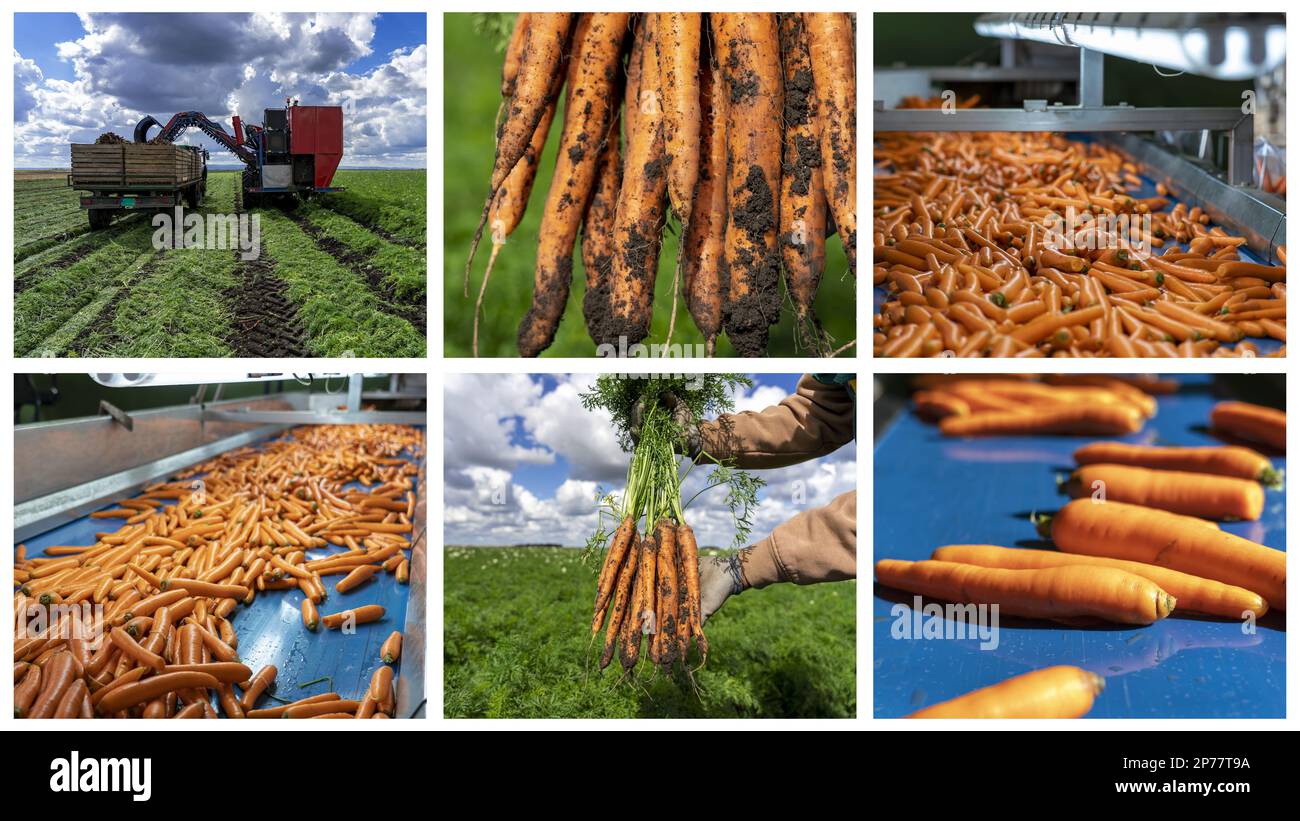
[324,169,426,246]
[442,12,856,358]
[444,546,856,718]
[299,201,427,302]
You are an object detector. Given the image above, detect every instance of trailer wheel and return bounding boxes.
[185,186,200,208]
[88,209,112,231]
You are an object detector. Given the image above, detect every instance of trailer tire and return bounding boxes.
[88,209,112,231]
[185,186,200,209]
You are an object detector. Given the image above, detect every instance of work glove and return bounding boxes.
[698,548,751,623]
[629,391,701,456]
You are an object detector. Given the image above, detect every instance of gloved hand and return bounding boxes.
[629,391,701,456]
[698,548,751,623]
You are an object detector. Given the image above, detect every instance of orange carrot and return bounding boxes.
[335,564,379,594]
[1074,442,1279,485]
[1066,463,1265,521]
[804,12,856,275]
[932,544,1268,619]
[939,405,1142,437]
[600,539,639,670]
[97,672,221,715]
[380,631,403,664]
[518,12,631,357]
[1211,401,1286,452]
[1042,499,1285,610]
[581,102,623,344]
[591,515,636,633]
[239,664,278,710]
[675,522,706,662]
[874,559,1175,624]
[713,13,783,357]
[681,33,726,355]
[909,666,1104,719]
[321,604,385,630]
[301,597,319,631]
[652,518,680,667]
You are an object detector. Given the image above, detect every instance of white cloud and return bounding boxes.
[14,13,425,168]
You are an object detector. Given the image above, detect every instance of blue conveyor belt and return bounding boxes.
[17,431,422,717]
[873,376,1285,718]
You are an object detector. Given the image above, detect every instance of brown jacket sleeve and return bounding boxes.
[694,375,855,469]
[743,491,856,588]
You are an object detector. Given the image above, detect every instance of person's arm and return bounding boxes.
[694,375,854,469]
[700,491,856,620]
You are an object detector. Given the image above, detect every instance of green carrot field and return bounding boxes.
[443,13,856,358]
[444,546,856,718]
[14,168,426,357]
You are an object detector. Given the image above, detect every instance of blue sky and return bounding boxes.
[14,12,427,168]
[444,374,855,548]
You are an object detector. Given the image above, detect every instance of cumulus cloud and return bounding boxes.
[443,375,858,549]
[14,13,425,168]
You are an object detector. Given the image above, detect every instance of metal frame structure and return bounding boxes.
[874,42,1256,186]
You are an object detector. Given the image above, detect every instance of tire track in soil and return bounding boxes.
[223,253,312,357]
[65,255,163,355]
[15,244,98,296]
[285,211,426,335]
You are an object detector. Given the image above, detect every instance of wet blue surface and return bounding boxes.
[873,375,1286,718]
[18,432,422,715]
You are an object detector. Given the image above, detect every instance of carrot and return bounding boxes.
[682,33,726,355]
[161,578,249,599]
[163,663,252,684]
[283,699,362,719]
[1041,499,1285,611]
[713,13,784,357]
[335,564,379,594]
[173,702,206,719]
[1211,401,1286,452]
[246,692,340,719]
[874,559,1175,624]
[1073,442,1279,485]
[111,626,165,671]
[500,14,532,101]
[321,604,385,630]
[1065,463,1265,521]
[518,12,631,357]
[581,102,624,344]
[778,13,828,351]
[240,664,278,710]
[618,547,645,672]
[909,666,1104,719]
[600,538,639,670]
[652,518,680,667]
[467,13,575,289]
[932,544,1268,619]
[370,665,394,714]
[54,679,89,719]
[657,13,701,225]
[381,631,403,664]
[940,405,1142,437]
[675,522,706,662]
[603,15,669,349]
[474,66,564,356]
[301,597,319,631]
[97,672,221,715]
[804,12,856,275]
[14,664,41,718]
[591,515,636,633]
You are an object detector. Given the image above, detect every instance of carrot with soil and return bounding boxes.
[778,13,828,352]
[467,13,575,291]
[518,13,631,357]
[713,12,784,357]
[804,12,855,276]
[682,34,727,355]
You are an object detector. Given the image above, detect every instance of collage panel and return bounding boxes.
[443,372,858,718]
[873,374,1285,718]
[445,11,857,358]
[872,12,1286,358]
[14,373,427,719]
[13,12,428,357]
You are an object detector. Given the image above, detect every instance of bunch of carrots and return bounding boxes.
[13,425,422,719]
[882,381,1286,718]
[466,12,857,358]
[873,132,1287,357]
[581,374,762,678]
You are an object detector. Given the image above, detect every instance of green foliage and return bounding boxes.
[299,201,426,302]
[323,170,426,247]
[580,373,750,453]
[443,547,856,718]
[442,13,855,358]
